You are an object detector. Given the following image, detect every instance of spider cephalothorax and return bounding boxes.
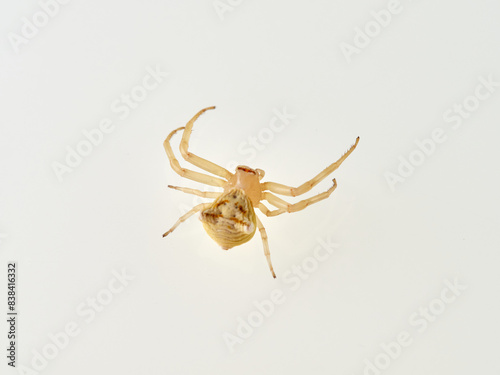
[163,106,359,278]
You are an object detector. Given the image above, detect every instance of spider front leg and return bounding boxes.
[168,185,222,199]
[164,127,227,187]
[179,106,234,180]
[259,179,337,217]
[255,216,276,278]
[261,137,359,196]
[162,202,212,237]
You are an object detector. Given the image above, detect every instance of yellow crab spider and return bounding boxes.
[162,106,359,278]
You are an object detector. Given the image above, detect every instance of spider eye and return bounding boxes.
[236,165,256,174]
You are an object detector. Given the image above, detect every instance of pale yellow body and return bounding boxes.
[201,188,257,250]
[163,106,359,278]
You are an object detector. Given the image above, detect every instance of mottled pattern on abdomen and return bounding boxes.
[200,188,257,250]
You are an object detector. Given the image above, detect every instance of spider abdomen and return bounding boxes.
[200,188,257,250]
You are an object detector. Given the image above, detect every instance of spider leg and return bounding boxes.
[180,106,234,180]
[255,215,276,278]
[164,127,227,187]
[257,202,286,217]
[162,202,212,237]
[260,179,337,217]
[168,185,222,199]
[261,137,359,196]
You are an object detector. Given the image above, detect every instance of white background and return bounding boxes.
[1,1,500,374]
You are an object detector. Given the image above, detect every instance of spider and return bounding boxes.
[162,106,359,278]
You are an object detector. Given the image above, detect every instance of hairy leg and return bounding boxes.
[261,137,358,196]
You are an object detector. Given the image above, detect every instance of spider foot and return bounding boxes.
[162,228,173,237]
